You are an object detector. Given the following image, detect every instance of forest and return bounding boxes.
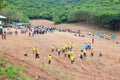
[0,0,120,31]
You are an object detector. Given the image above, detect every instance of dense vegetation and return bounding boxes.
[1,0,120,31]
[68,0,120,31]
[6,0,84,24]
[0,52,29,80]
[0,0,7,9]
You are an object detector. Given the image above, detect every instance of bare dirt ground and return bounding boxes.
[0,20,120,80]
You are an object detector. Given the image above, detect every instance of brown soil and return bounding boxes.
[0,20,120,80]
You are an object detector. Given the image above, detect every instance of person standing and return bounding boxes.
[29,32,31,37]
[92,34,94,44]
[52,45,55,52]
[83,49,87,57]
[32,47,36,54]
[91,48,94,56]
[58,49,61,56]
[80,50,83,59]
[35,47,39,58]
[48,54,52,64]
[70,55,75,64]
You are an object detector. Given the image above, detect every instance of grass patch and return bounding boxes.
[70,77,76,80]
[65,72,71,77]
[41,64,50,72]
[52,69,62,79]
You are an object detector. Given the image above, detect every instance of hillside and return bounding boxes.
[0,20,120,80]
[68,0,120,31]
[6,0,84,22]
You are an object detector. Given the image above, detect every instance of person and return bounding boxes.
[24,52,28,56]
[70,55,75,64]
[87,42,91,50]
[32,47,36,54]
[99,52,103,57]
[92,38,94,44]
[58,49,61,56]
[52,45,55,52]
[15,30,18,35]
[92,34,94,44]
[83,49,87,57]
[48,54,52,64]
[3,31,6,39]
[91,48,94,56]
[29,32,31,37]
[35,47,39,58]
[69,51,74,58]
[55,45,58,52]
[80,50,83,59]
[68,51,71,58]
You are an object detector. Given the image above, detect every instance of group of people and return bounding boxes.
[51,42,75,64]
[24,47,40,58]
[24,46,53,64]
[50,41,102,64]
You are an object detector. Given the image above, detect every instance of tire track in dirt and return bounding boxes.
[4,52,58,80]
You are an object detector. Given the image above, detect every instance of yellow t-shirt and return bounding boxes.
[52,46,55,49]
[70,51,74,55]
[68,51,71,55]
[91,50,94,53]
[32,47,35,51]
[62,46,65,50]
[83,50,87,53]
[58,49,61,52]
[70,56,75,61]
[36,47,39,53]
[48,56,52,60]
[65,51,68,54]
[80,52,83,55]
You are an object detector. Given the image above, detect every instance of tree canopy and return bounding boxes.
[2,0,120,31]
[0,0,7,9]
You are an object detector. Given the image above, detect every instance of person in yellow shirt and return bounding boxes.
[52,45,55,52]
[83,49,87,57]
[69,51,74,58]
[70,55,75,64]
[35,47,39,58]
[48,54,52,64]
[24,51,28,57]
[67,51,71,58]
[32,47,36,54]
[80,50,83,59]
[91,48,94,56]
